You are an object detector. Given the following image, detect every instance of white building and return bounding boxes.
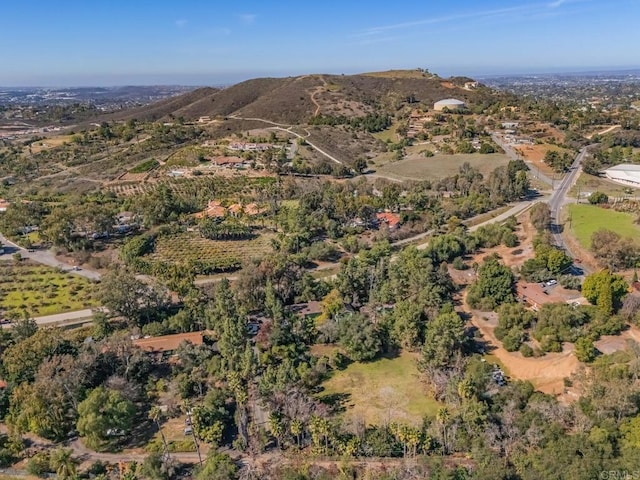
[434,98,466,111]
[603,164,640,187]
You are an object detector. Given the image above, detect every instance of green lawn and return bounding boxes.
[376,153,510,181]
[0,261,99,318]
[320,351,440,426]
[568,204,640,248]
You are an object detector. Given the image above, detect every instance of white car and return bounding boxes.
[545,279,557,286]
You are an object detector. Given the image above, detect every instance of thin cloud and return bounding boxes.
[356,1,591,38]
[175,19,188,28]
[356,5,529,37]
[238,14,257,25]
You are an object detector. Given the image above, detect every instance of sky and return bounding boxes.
[1,0,638,86]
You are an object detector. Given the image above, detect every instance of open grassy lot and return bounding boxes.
[320,351,440,426]
[149,231,275,272]
[375,153,510,181]
[26,134,75,154]
[0,261,99,317]
[569,172,640,199]
[568,204,640,248]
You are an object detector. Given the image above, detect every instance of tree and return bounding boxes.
[194,452,238,480]
[98,268,168,327]
[338,314,382,362]
[530,203,551,232]
[588,191,608,205]
[422,312,466,369]
[49,447,77,480]
[467,255,515,310]
[575,337,597,363]
[77,387,137,450]
[582,270,628,313]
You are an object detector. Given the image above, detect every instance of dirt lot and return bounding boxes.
[596,325,640,354]
[515,144,570,178]
[471,312,580,396]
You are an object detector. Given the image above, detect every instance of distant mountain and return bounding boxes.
[108,70,492,124]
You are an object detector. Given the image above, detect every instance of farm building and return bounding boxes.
[603,164,640,187]
[434,98,466,111]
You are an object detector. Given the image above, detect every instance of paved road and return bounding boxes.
[548,147,593,274]
[0,232,101,281]
[33,308,99,326]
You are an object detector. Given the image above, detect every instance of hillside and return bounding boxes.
[113,70,491,125]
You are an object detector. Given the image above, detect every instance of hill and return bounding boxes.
[113,70,491,125]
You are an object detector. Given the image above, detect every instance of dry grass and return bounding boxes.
[320,351,441,426]
[375,153,510,181]
[515,143,571,177]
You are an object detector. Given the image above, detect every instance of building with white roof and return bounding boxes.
[434,98,466,111]
[603,164,640,187]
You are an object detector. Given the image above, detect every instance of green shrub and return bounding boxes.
[519,344,534,357]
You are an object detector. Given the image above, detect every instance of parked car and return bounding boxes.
[184,426,193,435]
[545,279,557,286]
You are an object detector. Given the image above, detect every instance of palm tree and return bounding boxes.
[269,412,285,449]
[50,447,77,480]
[290,418,303,449]
[436,407,451,455]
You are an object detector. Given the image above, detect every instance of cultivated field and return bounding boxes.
[0,261,99,318]
[149,231,275,272]
[320,351,440,426]
[375,153,510,181]
[568,204,640,248]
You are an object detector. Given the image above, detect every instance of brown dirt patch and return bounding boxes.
[596,325,640,354]
[470,312,580,396]
[468,211,536,269]
[514,144,564,177]
[440,82,455,89]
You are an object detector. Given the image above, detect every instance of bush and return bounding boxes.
[452,257,467,270]
[26,452,52,477]
[519,344,534,357]
[588,191,608,204]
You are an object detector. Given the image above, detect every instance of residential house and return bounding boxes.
[133,332,205,356]
[0,199,9,212]
[212,156,245,168]
[195,200,226,219]
[288,301,323,320]
[376,212,402,230]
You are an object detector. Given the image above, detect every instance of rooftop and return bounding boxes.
[133,331,205,354]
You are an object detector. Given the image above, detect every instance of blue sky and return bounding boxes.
[1,0,638,86]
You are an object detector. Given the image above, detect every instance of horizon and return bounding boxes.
[2,0,639,87]
[3,65,640,89]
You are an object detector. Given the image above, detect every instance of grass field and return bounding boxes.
[149,231,275,272]
[375,153,510,181]
[320,351,440,426]
[0,261,99,318]
[27,135,74,154]
[568,204,640,248]
[569,172,640,199]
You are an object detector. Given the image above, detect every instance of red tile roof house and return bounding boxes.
[0,199,9,212]
[195,200,226,219]
[376,212,402,230]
